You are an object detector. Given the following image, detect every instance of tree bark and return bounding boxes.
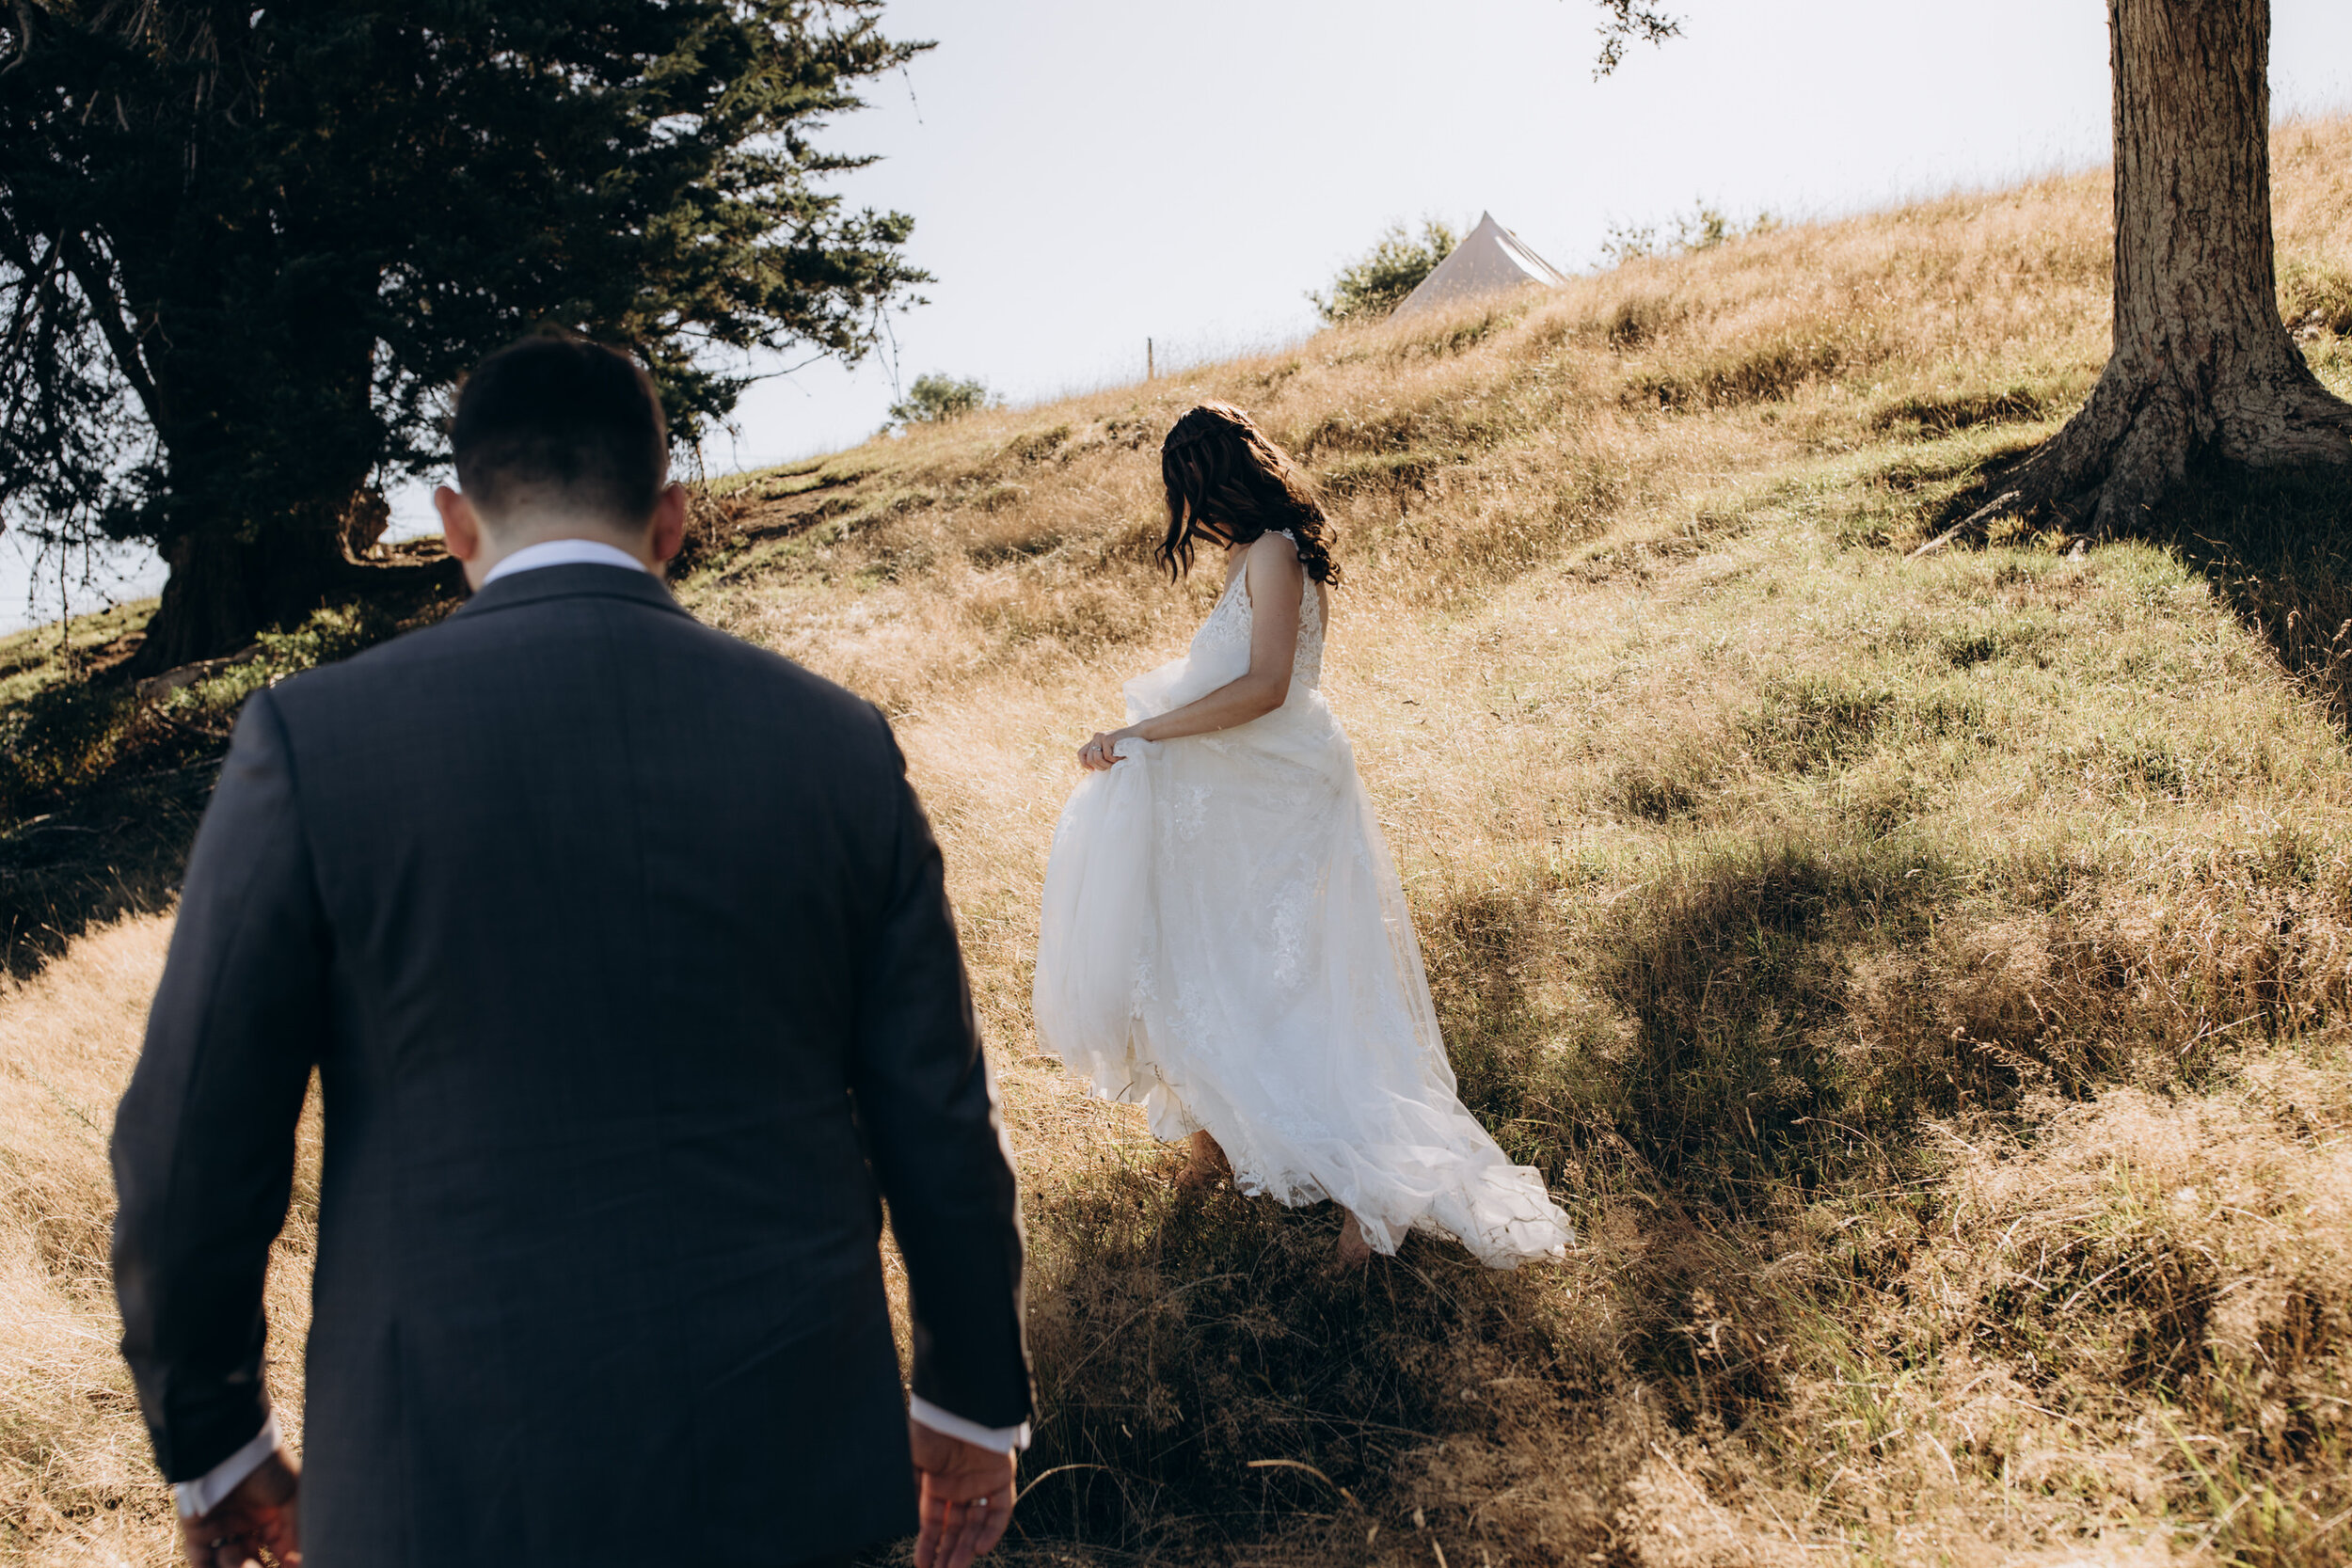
[1985,0,2351,538]
[127,523,345,673]
[119,268,421,674]
[123,512,464,676]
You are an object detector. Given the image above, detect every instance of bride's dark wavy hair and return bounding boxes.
[1157,403,1342,587]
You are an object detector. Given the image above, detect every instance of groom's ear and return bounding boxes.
[437,484,485,564]
[650,482,688,567]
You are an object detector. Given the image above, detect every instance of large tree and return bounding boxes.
[1600,0,2352,539]
[0,1,928,672]
[1996,0,2352,536]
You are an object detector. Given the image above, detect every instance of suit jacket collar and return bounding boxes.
[453,562,692,622]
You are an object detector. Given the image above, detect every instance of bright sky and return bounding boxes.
[8,0,2350,632]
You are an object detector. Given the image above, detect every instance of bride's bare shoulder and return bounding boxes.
[1248,530,1305,566]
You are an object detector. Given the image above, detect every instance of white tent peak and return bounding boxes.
[1391,212,1567,320]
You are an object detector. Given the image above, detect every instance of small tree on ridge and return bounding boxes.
[1311,220,1460,325]
[888,374,994,428]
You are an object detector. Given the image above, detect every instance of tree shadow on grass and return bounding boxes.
[1904,454,2352,721]
[2,583,461,979]
[1012,1161,1641,1565]
[2148,461,2352,724]
[0,758,215,979]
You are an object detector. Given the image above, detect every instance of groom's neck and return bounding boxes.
[468,515,657,584]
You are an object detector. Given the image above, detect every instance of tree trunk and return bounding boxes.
[123,511,465,676]
[121,291,444,675]
[125,519,359,674]
[1981,0,2351,539]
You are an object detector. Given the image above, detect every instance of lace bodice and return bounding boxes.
[1192,531,1324,693]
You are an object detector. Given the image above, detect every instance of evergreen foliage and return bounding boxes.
[1309,219,1460,325]
[0,0,932,667]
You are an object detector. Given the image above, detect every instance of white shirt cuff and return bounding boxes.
[909,1395,1030,1453]
[173,1412,281,1519]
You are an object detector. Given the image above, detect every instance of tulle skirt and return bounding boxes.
[1032,664,1571,1268]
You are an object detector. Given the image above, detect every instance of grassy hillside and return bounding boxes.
[7,118,2352,1565]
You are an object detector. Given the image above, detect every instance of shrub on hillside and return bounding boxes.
[1599,201,1777,266]
[1310,219,1459,325]
[888,373,994,429]
[0,682,135,812]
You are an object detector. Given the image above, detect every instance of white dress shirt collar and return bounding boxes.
[479,537,651,587]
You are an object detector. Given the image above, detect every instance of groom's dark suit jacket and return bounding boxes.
[111,563,1031,1565]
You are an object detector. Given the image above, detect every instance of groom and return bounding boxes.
[111,333,1033,1567]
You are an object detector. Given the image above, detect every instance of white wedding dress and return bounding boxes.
[1033,535,1573,1267]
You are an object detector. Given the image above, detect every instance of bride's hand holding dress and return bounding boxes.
[1075,536,1307,772]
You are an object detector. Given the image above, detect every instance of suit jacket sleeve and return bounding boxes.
[112,689,328,1481]
[849,728,1034,1432]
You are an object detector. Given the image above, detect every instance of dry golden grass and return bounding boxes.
[7,117,2352,1564]
[0,916,175,1564]
[0,917,318,1564]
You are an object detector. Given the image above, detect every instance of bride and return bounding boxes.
[1032,402,1572,1268]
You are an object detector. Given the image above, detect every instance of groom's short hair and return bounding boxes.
[453,334,670,526]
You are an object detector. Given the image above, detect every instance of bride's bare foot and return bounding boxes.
[1173,1130,1230,1192]
[1334,1212,1375,1269]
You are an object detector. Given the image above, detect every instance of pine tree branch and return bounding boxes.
[1589,0,1682,78]
[55,229,159,426]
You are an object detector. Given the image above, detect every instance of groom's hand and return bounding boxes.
[180,1448,300,1568]
[910,1418,1015,1568]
